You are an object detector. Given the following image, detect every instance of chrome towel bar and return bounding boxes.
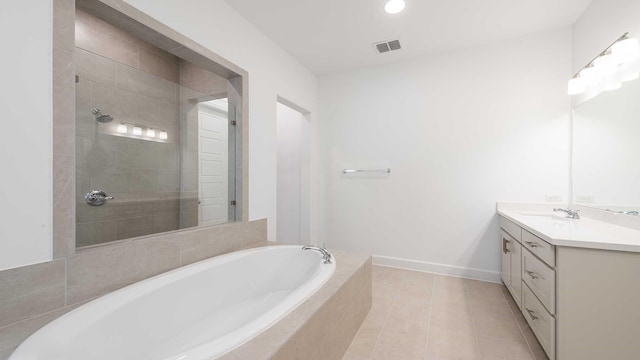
[342,168,391,174]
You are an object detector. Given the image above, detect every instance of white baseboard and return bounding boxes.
[372,255,501,283]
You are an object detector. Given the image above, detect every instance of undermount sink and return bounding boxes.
[517,213,574,222]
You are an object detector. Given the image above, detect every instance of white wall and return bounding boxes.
[0,1,52,270]
[318,28,572,280]
[573,0,640,73]
[124,0,318,242]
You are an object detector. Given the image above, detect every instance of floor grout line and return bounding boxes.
[422,275,438,360]
[501,288,542,360]
[464,279,484,360]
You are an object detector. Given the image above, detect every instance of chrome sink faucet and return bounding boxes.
[553,208,580,219]
[302,245,333,264]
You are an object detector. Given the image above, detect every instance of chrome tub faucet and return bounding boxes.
[302,245,334,264]
[553,208,580,219]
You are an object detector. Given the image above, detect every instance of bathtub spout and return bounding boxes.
[302,245,333,264]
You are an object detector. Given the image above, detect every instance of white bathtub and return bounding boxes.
[9,245,335,360]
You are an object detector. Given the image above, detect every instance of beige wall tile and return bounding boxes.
[152,212,179,233]
[76,48,117,87]
[90,83,119,120]
[102,203,140,221]
[0,283,66,329]
[76,220,117,247]
[0,260,65,305]
[139,48,179,83]
[67,234,180,304]
[0,307,70,352]
[117,64,177,104]
[157,170,180,192]
[115,89,179,128]
[243,219,268,247]
[179,60,227,95]
[53,155,75,258]
[52,47,75,155]
[179,226,231,266]
[344,308,387,358]
[116,216,153,239]
[76,10,139,68]
[53,0,74,51]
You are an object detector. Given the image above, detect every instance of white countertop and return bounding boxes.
[497,203,640,253]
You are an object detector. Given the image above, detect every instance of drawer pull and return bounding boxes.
[525,308,539,321]
[525,241,540,248]
[502,238,510,253]
[525,270,539,279]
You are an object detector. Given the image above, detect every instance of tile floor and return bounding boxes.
[342,266,549,360]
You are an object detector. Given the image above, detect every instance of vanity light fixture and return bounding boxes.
[568,32,640,96]
[384,0,405,14]
[112,123,168,141]
[612,37,640,62]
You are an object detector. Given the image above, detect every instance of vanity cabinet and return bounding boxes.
[499,215,640,360]
[500,217,557,360]
[500,225,522,307]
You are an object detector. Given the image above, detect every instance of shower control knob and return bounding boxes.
[85,190,114,206]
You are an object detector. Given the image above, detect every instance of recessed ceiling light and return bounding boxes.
[384,0,405,14]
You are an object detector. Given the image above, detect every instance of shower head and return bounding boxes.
[92,108,114,123]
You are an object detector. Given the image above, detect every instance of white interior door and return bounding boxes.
[198,101,228,226]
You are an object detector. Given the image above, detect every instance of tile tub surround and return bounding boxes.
[342,266,548,360]
[219,249,372,360]
[0,219,266,359]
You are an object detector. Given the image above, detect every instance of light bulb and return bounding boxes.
[602,73,622,91]
[159,131,168,140]
[384,0,405,14]
[116,124,127,134]
[593,53,618,75]
[567,77,586,95]
[146,128,156,137]
[612,37,640,63]
[132,126,142,136]
[579,66,598,80]
[619,58,640,82]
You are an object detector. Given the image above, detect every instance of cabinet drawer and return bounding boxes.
[500,216,522,242]
[522,230,555,267]
[522,249,555,314]
[523,283,555,360]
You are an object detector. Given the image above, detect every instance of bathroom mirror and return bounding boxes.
[74,5,244,247]
[572,77,640,212]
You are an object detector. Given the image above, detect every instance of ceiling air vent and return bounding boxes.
[373,39,402,54]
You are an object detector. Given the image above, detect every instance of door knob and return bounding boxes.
[84,190,114,206]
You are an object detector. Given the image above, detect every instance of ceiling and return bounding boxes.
[224,0,592,75]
